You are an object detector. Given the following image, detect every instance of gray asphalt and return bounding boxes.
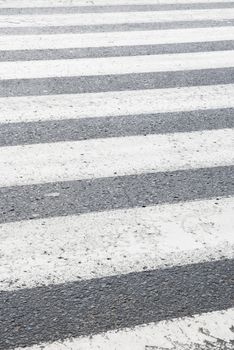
[1,1,234,14]
[1,41,234,62]
[0,259,233,349]
[1,166,233,224]
[1,108,234,147]
[1,20,234,35]
[1,2,234,349]
[1,67,234,97]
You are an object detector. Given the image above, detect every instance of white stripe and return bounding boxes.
[0,128,233,187]
[15,308,234,350]
[1,9,234,27]
[1,27,234,51]
[1,0,233,8]
[1,197,234,291]
[1,84,234,124]
[1,50,234,80]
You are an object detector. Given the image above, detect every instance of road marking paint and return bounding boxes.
[0,128,233,187]
[1,50,234,80]
[1,84,234,124]
[1,9,234,27]
[1,197,234,290]
[1,27,234,51]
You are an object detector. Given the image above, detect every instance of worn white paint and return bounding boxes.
[1,26,234,51]
[1,197,234,291]
[1,9,234,27]
[1,84,234,124]
[1,0,233,8]
[15,308,234,349]
[1,50,234,80]
[0,128,234,187]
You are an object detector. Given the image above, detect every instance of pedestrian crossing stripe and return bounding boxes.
[1,8,234,28]
[1,84,234,124]
[1,196,233,291]
[1,128,234,187]
[1,26,234,51]
[1,50,234,80]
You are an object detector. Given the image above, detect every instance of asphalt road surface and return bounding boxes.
[0,0,234,349]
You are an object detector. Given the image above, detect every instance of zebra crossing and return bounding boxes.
[0,0,233,349]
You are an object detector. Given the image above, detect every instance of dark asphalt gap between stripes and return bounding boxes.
[1,67,234,97]
[1,20,234,35]
[1,108,234,147]
[0,258,233,349]
[1,2,234,15]
[1,41,234,62]
[0,165,233,224]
